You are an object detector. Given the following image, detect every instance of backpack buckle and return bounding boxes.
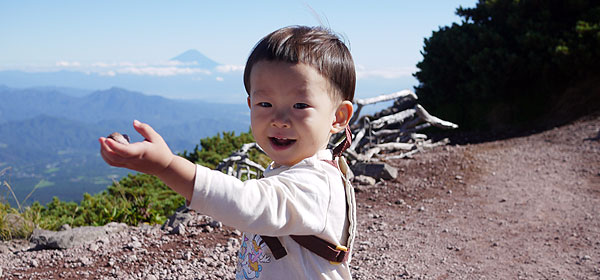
[329,245,348,265]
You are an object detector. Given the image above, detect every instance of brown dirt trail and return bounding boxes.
[351,113,600,279]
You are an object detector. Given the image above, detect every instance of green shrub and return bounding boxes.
[32,173,185,231]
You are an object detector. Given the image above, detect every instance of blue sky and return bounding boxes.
[0,0,477,99]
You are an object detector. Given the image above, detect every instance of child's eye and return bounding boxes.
[257,102,272,107]
[293,103,309,109]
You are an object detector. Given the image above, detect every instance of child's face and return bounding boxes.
[247,61,341,167]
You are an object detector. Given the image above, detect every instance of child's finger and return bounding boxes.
[133,120,162,143]
[99,138,128,167]
[103,137,146,158]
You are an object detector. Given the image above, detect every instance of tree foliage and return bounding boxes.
[415,0,600,131]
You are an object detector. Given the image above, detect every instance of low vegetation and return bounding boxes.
[0,130,263,240]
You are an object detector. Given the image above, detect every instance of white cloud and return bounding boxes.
[25,60,218,77]
[117,66,211,76]
[216,64,244,73]
[56,61,81,67]
[355,65,417,79]
[92,62,110,68]
[215,76,224,82]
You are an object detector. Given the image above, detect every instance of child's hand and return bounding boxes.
[99,120,175,176]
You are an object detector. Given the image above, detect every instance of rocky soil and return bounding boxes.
[1,113,599,279]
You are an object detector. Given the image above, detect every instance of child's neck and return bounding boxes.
[271,149,331,169]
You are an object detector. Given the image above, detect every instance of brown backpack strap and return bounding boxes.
[260,235,348,264]
[332,126,352,158]
[260,235,288,260]
[290,235,349,264]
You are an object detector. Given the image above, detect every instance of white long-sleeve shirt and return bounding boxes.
[188,149,356,279]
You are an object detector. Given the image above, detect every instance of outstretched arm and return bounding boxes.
[98,120,196,201]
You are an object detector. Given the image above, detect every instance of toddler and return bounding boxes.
[100,25,357,279]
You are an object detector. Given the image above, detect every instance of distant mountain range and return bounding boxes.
[0,49,247,102]
[0,85,250,206]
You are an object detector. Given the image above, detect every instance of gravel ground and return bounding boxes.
[1,113,599,279]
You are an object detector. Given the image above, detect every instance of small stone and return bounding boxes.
[79,257,93,266]
[418,206,425,212]
[209,221,222,229]
[107,132,130,144]
[455,175,463,180]
[127,241,143,249]
[30,259,39,267]
[170,224,186,235]
[394,199,405,205]
[88,243,99,252]
[354,175,376,186]
[582,255,591,261]
[59,224,71,231]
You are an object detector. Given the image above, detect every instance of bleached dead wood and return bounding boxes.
[340,89,457,162]
[355,89,417,106]
[415,104,459,129]
[349,127,367,152]
[384,138,450,160]
[216,143,266,179]
[370,108,417,129]
[350,90,417,126]
[376,142,415,151]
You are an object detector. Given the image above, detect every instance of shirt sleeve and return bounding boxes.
[187,163,331,236]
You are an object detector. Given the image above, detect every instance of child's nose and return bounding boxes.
[271,110,290,128]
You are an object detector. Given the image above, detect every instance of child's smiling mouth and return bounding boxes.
[270,137,296,148]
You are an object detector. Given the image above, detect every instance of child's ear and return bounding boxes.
[331,101,354,134]
[247,96,252,109]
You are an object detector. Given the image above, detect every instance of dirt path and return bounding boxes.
[351,113,600,279]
